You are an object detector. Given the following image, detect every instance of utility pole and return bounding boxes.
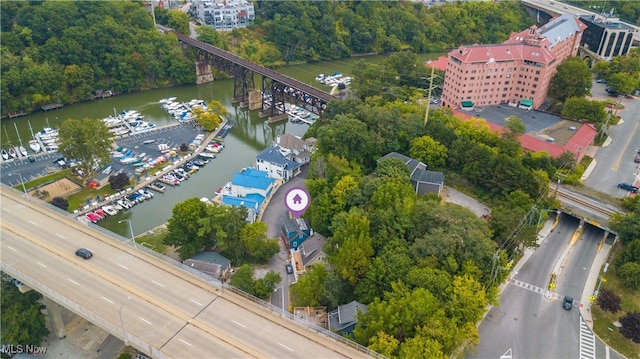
[424,65,436,127]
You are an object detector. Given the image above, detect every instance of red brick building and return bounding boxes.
[442,15,587,110]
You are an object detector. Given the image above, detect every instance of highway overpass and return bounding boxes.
[0,188,375,358]
[522,0,640,42]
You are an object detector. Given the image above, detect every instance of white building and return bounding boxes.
[195,0,255,31]
[254,134,316,181]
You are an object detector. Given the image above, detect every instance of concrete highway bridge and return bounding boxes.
[0,188,377,359]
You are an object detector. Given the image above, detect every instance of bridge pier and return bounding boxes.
[248,90,262,110]
[44,297,67,339]
[195,61,213,84]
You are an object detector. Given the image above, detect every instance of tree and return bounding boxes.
[549,57,592,102]
[290,264,328,307]
[0,274,49,347]
[50,196,69,210]
[607,72,639,95]
[253,270,282,300]
[375,158,411,182]
[327,210,375,286]
[614,211,640,244]
[619,311,640,343]
[164,198,209,260]
[108,172,130,191]
[230,264,256,296]
[239,222,280,263]
[166,10,190,35]
[58,118,112,180]
[504,115,526,135]
[561,97,607,125]
[596,288,622,313]
[192,106,221,131]
[409,136,448,170]
[617,262,640,289]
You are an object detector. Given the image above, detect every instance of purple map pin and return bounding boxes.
[284,187,310,218]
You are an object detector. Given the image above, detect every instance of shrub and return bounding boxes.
[596,288,621,313]
[180,143,189,152]
[50,197,69,211]
[108,172,130,191]
[618,311,640,343]
[617,262,640,289]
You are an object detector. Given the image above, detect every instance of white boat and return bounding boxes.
[28,140,41,153]
[102,205,118,216]
[45,145,59,152]
[1,150,8,160]
[19,146,27,157]
[8,147,17,158]
[198,152,216,159]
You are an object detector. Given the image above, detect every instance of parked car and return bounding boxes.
[635,155,640,163]
[596,79,607,84]
[285,264,294,274]
[617,182,639,193]
[75,248,93,259]
[563,296,573,311]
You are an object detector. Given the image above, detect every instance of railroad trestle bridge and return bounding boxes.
[166,28,334,119]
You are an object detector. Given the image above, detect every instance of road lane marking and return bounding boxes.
[139,317,153,325]
[2,207,11,212]
[579,317,596,359]
[7,246,16,252]
[611,121,639,171]
[232,320,246,328]
[117,263,129,270]
[179,339,193,347]
[28,220,38,226]
[68,279,79,285]
[102,296,114,304]
[36,261,46,268]
[55,233,65,238]
[278,343,294,352]
[152,280,165,287]
[189,299,203,306]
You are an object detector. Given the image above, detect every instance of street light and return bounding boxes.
[118,296,131,345]
[118,220,137,248]
[8,173,27,196]
[273,286,284,311]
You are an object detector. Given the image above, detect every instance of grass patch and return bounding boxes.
[12,169,72,192]
[591,254,640,359]
[136,226,168,255]
[66,182,123,212]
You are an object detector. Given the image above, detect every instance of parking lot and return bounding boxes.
[1,123,204,188]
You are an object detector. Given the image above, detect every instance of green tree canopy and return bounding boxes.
[0,274,49,347]
[57,118,112,180]
[549,57,592,102]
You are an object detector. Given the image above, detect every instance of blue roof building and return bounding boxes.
[223,168,275,223]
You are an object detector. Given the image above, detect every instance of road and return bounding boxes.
[469,215,623,359]
[0,188,369,359]
[584,82,640,196]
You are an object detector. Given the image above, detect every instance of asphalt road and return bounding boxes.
[0,189,367,359]
[468,215,622,359]
[584,83,640,196]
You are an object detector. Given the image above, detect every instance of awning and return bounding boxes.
[520,99,534,107]
[461,101,474,108]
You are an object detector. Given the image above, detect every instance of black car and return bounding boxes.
[75,248,93,259]
[285,264,294,274]
[563,296,573,311]
[617,182,639,193]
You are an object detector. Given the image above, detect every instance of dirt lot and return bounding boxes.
[32,178,82,200]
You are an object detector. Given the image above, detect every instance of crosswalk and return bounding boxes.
[509,278,546,295]
[579,316,596,359]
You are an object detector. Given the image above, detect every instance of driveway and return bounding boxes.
[260,165,310,311]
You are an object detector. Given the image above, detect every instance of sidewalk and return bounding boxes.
[579,239,613,329]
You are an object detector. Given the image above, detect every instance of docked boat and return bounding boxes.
[102,205,118,216]
[148,183,166,193]
[8,148,17,158]
[199,152,216,159]
[28,140,41,153]
[19,146,28,157]
[1,150,8,160]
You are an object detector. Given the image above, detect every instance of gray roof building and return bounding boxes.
[328,301,368,334]
[378,152,445,196]
[184,251,232,279]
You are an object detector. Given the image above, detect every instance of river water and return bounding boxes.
[1,53,441,237]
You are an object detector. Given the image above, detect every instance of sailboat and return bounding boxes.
[28,120,41,153]
[8,147,17,158]
[1,150,8,160]
[29,140,41,153]
[19,146,28,157]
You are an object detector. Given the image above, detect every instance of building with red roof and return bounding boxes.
[424,56,449,72]
[442,14,587,111]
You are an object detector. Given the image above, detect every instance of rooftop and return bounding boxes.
[256,146,302,170]
[231,170,275,190]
